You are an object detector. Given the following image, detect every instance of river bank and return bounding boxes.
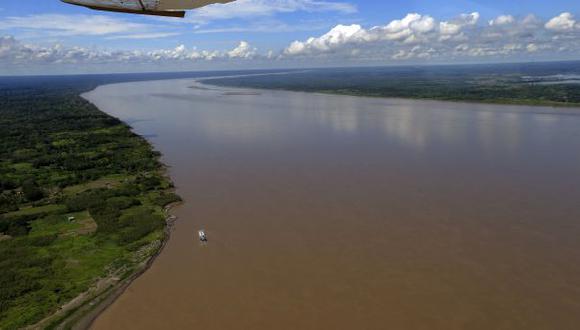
[0,78,186,329]
[70,202,181,330]
[30,199,180,330]
[202,63,580,108]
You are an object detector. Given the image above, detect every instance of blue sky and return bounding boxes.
[1,0,580,74]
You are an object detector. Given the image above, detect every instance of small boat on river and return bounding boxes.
[198,230,207,242]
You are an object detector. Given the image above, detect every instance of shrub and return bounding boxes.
[106,196,141,210]
[22,180,44,202]
[152,193,182,207]
[117,209,164,244]
[89,204,121,234]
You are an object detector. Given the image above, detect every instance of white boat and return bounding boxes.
[198,230,207,242]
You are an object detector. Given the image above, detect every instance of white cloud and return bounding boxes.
[439,22,461,36]
[0,14,148,36]
[285,24,366,55]
[282,12,580,62]
[376,13,436,42]
[0,35,259,65]
[545,12,577,32]
[489,15,515,26]
[283,12,486,56]
[388,14,435,33]
[0,14,180,40]
[227,41,257,58]
[458,12,481,26]
[526,43,539,52]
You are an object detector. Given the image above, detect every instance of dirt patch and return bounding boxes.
[75,218,98,235]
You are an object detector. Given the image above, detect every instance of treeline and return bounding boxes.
[206,61,580,106]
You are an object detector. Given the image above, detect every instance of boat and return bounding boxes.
[198,230,208,242]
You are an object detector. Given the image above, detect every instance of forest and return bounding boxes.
[206,61,580,106]
[0,75,186,329]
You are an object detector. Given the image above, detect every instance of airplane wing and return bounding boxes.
[61,0,236,17]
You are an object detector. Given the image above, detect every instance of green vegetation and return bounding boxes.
[206,62,580,106]
[0,80,181,328]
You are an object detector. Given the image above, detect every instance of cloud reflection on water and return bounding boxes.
[90,79,578,160]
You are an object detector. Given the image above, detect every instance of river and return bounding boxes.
[84,79,580,330]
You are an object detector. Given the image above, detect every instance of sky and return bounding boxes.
[1,0,580,75]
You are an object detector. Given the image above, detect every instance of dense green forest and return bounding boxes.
[0,76,192,328]
[206,61,580,106]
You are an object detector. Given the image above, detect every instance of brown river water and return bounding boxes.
[84,79,580,330]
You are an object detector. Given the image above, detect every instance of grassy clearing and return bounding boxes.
[63,174,131,195]
[5,204,66,217]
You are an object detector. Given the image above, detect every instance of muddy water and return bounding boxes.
[84,79,580,330]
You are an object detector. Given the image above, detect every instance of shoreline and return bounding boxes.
[27,88,184,329]
[36,186,183,330]
[30,189,182,330]
[204,83,580,108]
[196,74,580,109]
[62,115,185,329]
[71,201,181,330]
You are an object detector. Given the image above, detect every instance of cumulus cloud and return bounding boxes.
[285,24,366,55]
[283,11,580,62]
[0,35,260,66]
[283,12,483,55]
[376,13,437,42]
[227,41,257,58]
[545,12,578,32]
[489,15,515,26]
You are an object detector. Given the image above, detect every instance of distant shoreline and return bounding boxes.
[196,78,580,110]
[304,90,580,108]
[204,80,580,108]
[199,63,580,108]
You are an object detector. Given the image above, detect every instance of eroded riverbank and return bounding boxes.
[84,79,580,330]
